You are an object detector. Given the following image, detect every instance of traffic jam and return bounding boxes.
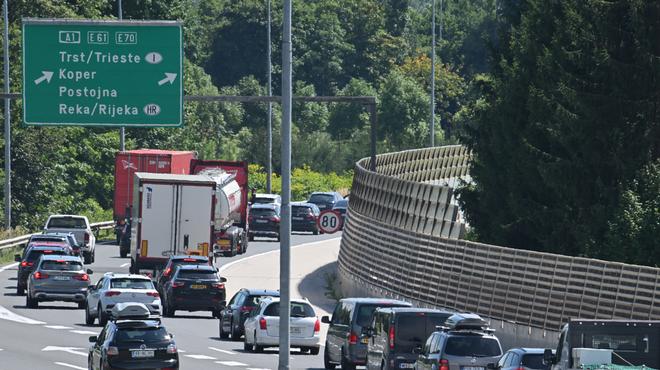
[7,150,659,370]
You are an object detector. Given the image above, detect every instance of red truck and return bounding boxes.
[113,150,250,260]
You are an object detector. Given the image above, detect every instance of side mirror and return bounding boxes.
[88,284,96,291]
[487,363,498,370]
[213,251,223,257]
[86,269,94,274]
[321,316,331,324]
[169,333,174,338]
[543,349,556,365]
[88,335,98,343]
[219,277,227,283]
[14,254,21,262]
[412,346,423,355]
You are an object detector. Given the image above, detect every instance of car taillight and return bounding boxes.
[166,343,177,354]
[84,233,90,243]
[439,359,449,370]
[348,332,358,345]
[33,272,49,279]
[43,250,53,254]
[183,258,197,262]
[106,346,119,356]
[389,326,395,349]
[104,291,121,297]
[146,291,160,297]
[74,274,89,281]
[516,367,525,370]
[211,283,225,290]
[314,319,320,333]
[20,261,32,267]
[259,317,267,330]
[269,216,280,223]
[163,267,171,277]
[171,281,184,288]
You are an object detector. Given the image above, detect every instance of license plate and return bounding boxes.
[53,276,70,281]
[361,337,369,344]
[292,217,303,220]
[462,367,484,370]
[191,284,207,289]
[400,364,415,369]
[290,327,302,334]
[218,239,230,246]
[255,219,268,223]
[131,350,154,358]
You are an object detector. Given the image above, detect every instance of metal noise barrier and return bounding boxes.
[0,221,115,251]
[339,145,660,332]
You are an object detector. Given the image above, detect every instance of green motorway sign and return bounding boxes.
[22,19,182,127]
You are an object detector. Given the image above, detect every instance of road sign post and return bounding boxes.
[317,210,343,234]
[22,19,182,127]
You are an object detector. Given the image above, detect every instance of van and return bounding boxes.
[365,307,454,370]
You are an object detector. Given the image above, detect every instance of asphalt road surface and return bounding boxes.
[0,232,342,370]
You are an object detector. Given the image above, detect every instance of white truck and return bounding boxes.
[43,214,96,264]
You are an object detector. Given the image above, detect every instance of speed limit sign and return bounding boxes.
[317,210,343,234]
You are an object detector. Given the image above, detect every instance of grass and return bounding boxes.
[0,245,21,266]
[324,271,344,302]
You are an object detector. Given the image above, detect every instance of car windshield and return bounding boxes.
[444,336,501,357]
[334,199,348,208]
[115,327,170,343]
[47,217,87,229]
[521,354,548,370]
[41,260,83,271]
[27,250,66,261]
[292,206,312,216]
[251,208,277,217]
[110,278,153,289]
[263,302,315,317]
[176,270,217,280]
[309,194,334,203]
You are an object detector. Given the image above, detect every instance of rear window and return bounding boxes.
[110,278,154,289]
[245,295,277,308]
[356,304,396,327]
[176,270,218,280]
[251,208,277,217]
[521,354,548,370]
[309,194,334,203]
[41,260,83,271]
[263,302,315,317]
[396,315,428,352]
[444,336,501,357]
[171,260,207,270]
[115,327,169,344]
[334,199,348,208]
[254,197,277,204]
[27,249,66,261]
[292,206,313,216]
[47,217,87,229]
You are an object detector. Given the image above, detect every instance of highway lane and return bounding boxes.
[0,232,341,370]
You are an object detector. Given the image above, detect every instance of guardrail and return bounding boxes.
[0,221,114,251]
[339,146,660,340]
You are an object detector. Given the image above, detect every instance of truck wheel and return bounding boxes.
[83,252,92,264]
[16,285,24,296]
[313,229,319,236]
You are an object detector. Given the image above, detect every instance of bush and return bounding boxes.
[248,164,352,201]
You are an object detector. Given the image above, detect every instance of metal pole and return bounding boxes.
[278,0,292,369]
[430,0,435,147]
[266,0,272,193]
[3,0,11,229]
[369,103,377,172]
[118,0,125,151]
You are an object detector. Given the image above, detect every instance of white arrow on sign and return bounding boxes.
[158,73,177,86]
[42,346,88,357]
[34,71,54,85]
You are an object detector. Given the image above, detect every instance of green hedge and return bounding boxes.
[248,164,352,201]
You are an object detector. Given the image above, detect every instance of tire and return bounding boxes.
[85,303,95,325]
[163,302,175,317]
[248,234,254,242]
[26,294,38,308]
[243,340,253,352]
[84,252,92,265]
[341,350,356,370]
[98,304,108,326]
[276,234,280,242]
[78,301,86,309]
[324,346,336,369]
[230,319,242,341]
[16,285,24,296]
[219,320,229,339]
[120,249,127,258]
[310,346,320,355]
[381,360,387,370]
[253,331,263,353]
[313,229,319,236]
[91,250,95,263]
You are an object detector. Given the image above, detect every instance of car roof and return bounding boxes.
[255,193,280,198]
[310,191,339,196]
[376,307,454,315]
[104,272,151,280]
[176,264,215,271]
[34,234,68,238]
[29,241,68,246]
[48,214,87,219]
[169,255,208,261]
[251,203,280,210]
[506,348,547,354]
[291,202,316,207]
[244,288,280,296]
[39,255,81,262]
[340,297,412,306]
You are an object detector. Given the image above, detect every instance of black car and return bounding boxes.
[156,255,210,293]
[219,288,280,340]
[248,203,280,241]
[322,298,412,370]
[161,265,227,318]
[29,233,80,255]
[88,303,179,370]
[291,202,321,234]
[308,191,343,211]
[15,245,70,295]
[332,199,348,229]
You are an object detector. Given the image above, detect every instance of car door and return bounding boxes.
[87,277,105,313]
[327,301,351,361]
[222,291,243,330]
[416,333,436,370]
[91,326,108,369]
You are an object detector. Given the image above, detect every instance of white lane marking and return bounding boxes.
[184,354,217,360]
[215,361,248,366]
[0,262,18,272]
[208,346,237,355]
[217,237,341,274]
[247,368,272,370]
[70,330,98,335]
[54,362,86,370]
[42,346,87,357]
[178,349,187,353]
[120,263,130,268]
[0,305,46,325]
[45,325,73,330]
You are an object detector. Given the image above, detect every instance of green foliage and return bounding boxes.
[248,164,352,201]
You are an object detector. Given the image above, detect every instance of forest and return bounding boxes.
[1,1,659,266]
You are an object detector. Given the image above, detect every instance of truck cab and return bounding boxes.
[544,319,660,370]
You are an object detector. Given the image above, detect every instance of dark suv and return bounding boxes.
[248,203,281,241]
[88,303,179,370]
[15,245,70,295]
[414,313,503,370]
[291,202,321,234]
[364,308,454,370]
[161,265,227,318]
[322,298,412,370]
[308,192,343,211]
[219,288,280,340]
[156,255,210,293]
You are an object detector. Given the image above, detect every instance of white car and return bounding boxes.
[85,272,161,326]
[243,297,320,354]
[44,214,96,264]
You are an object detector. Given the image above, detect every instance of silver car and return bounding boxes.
[26,255,92,309]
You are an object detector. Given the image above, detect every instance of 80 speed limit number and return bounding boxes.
[317,210,343,234]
